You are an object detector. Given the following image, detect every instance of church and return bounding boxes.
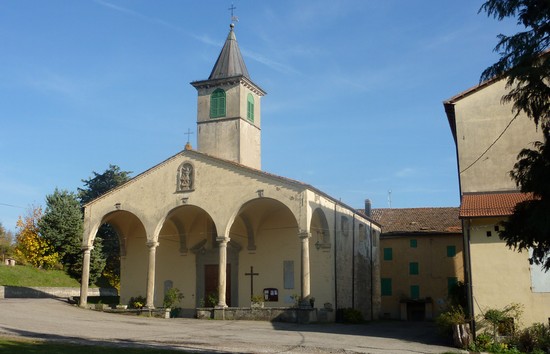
[78,24,381,320]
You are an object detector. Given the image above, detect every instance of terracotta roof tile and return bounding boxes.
[460,192,533,218]
[369,207,461,235]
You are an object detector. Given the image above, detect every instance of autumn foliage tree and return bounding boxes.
[14,206,59,269]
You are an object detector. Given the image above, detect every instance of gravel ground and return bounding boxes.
[0,299,464,353]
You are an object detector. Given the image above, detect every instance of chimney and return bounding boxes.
[364,199,372,217]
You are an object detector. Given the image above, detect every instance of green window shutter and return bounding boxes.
[410,285,420,299]
[381,278,392,296]
[247,93,254,122]
[409,262,419,275]
[447,245,456,257]
[383,248,393,261]
[447,277,458,296]
[410,239,417,248]
[210,89,226,118]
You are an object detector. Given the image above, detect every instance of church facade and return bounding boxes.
[79,24,381,320]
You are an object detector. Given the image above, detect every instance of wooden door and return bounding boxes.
[204,264,231,306]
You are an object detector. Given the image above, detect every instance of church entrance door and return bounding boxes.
[204,264,231,306]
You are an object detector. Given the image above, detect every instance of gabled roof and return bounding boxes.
[83,147,379,225]
[209,24,250,80]
[369,207,461,235]
[460,192,533,218]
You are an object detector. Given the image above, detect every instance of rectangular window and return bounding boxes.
[383,248,393,261]
[409,262,419,275]
[447,245,457,257]
[410,239,417,248]
[447,277,458,296]
[381,278,392,296]
[410,285,420,299]
[283,261,294,289]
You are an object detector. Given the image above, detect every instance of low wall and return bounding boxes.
[196,306,334,323]
[0,286,117,299]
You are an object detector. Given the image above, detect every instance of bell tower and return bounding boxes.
[191,24,266,170]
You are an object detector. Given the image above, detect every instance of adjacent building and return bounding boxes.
[444,73,550,329]
[370,207,463,321]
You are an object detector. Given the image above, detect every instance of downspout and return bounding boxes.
[334,202,338,311]
[352,214,356,309]
[370,222,374,321]
[463,218,475,336]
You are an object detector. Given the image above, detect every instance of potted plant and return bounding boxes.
[251,294,264,308]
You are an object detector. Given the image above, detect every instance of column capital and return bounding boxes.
[146,241,159,248]
[298,231,311,239]
[81,245,94,252]
[216,236,230,244]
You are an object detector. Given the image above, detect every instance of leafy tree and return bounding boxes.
[78,164,132,288]
[480,0,550,269]
[0,222,15,262]
[14,206,60,269]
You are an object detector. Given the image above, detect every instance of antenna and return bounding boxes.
[228,3,239,24]
[388,190,392,208]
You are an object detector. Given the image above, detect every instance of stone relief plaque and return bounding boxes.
[177,162,194,192]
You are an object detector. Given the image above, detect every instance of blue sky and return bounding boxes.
[0,1,520,232]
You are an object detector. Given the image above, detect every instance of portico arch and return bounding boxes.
[80,210,147,308]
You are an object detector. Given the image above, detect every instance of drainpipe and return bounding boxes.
[352,214,356,309]
[334,202,338,312]
[463,218,475,336]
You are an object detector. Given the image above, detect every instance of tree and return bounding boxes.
[38,188,104,282]
[14,206,60,269]
[480,0,550,269]
[0,222,14,262]
[78,165,132,288]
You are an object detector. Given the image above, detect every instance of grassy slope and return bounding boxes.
[0,338,184,354]
[0,264,81,287]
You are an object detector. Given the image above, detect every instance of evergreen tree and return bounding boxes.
[480,0,550,269]
[0,222,14,262]
[78,165,132,288]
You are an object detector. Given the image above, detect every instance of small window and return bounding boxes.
[210,88,226,118]
[383,248,393,261]
[409,262,419,275]
[447,245,456,257]
[410,239,417,248]
[247,93,254,122]
[410,285,420,299]
[381,278,392,296]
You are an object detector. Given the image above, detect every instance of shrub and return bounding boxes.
[436,305,468,336]
[128,295,146,309]
[163,288,184,309]
[342,308,364,324]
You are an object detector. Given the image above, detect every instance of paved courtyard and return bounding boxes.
[0,299,463,353]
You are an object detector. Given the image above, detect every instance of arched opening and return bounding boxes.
[98,210,147,306]
[230,197,299,307]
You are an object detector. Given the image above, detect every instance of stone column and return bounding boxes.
[299,231,311,300]
[79,245,93,307]
[217,236,229,308]
[145,241,159,309]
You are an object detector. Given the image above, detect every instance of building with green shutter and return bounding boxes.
[370,207,462,321]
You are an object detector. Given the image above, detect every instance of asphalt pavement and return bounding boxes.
[0,298,464,353]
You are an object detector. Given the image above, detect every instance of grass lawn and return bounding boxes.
[0,338,186,354]
[0,264,81,287]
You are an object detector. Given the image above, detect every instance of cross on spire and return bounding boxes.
[184,128,194,143]
[228,3,238,24]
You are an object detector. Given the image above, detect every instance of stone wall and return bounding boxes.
[0,286,117,299]
[196,307,331,323]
